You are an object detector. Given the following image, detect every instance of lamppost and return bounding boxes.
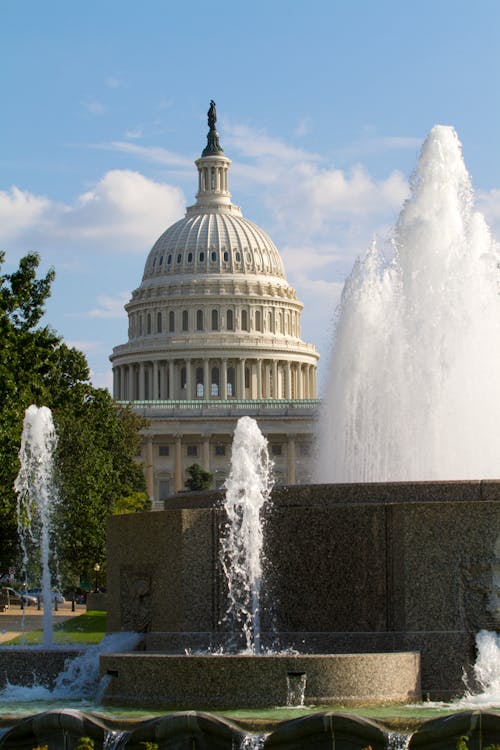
[93,563,101,593]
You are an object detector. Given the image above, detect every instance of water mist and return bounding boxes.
[317,125,500,482]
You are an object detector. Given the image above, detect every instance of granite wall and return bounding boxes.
[106,480,500,698]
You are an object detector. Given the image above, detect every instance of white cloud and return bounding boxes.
[0,170,185,253]
[84,98,107,115]
[86,292,130,319]
[105,77,125,89]
[93,141,192,169]
[124,127,144,140]
[67,339,106,354]
[335,135,422,160]
[225,123,320,163]
[0,186,52,240]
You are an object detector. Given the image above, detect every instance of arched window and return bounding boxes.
[268,311,273,333]
[169,310,175,332]
[211,309,218,331]
[241,309,248,331]
[196,309,204,331]
[157,312,162,333]
[255,310,261,332]
[147,314,152,335]
[227,309,234,331]
[211,367,219,397]
[182,310,189,331]
[245,367,250,389]
[180,367,186,389]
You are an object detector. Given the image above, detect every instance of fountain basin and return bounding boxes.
[99,652,421,708]
[0,649,82,690]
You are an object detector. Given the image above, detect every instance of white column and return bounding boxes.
[169,360,175,399]
[256,359,262,399]
[221,358,228,399]
[272,360,278,399]
[285,362,292,399]
[239,358,246,398]
[203,359,210,400]
[113,368,119,399]
[139,362,145,400]
[152,361,159,400]
[202,435,210,472]
[297,364,303,400]
[185,359,192,399]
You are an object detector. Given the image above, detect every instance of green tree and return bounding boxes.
[0,252,62,571]
[185,463,213,491]
[55,392,148,582]
[0,251,147,582]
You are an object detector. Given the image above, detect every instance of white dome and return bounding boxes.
[143,209,286,281]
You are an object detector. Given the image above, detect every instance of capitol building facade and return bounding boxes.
[110,104,319,508]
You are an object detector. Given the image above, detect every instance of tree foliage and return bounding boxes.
[0,251,147,583]
[185,463,213,492]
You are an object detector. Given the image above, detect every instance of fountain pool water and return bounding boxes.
[317,125,500,483]
[14,405,60,647]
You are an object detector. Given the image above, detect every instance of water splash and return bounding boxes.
[0,632,142,703]
[240,733,268,749]
[455,630,500,707]
[317,126,500,482]
[386,730,412,750]
[14,405,59,646]
[220,416,273,653]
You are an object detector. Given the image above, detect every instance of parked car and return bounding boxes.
[1,587,38,607]
[26,588,66,604]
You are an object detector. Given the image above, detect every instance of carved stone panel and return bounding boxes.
[120,566,153,633]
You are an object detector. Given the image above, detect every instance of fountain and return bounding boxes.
[317,125,500,483]
[2,127,500,749]
[14,405,59,647]
[220,415,274,653]
[100,417,420,708]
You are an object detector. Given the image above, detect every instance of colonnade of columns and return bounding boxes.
[144,431,304,497]
[113,357,317,401]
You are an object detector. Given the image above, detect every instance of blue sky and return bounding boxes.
[2,0,500,391]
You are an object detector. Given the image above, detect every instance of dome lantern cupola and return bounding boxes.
[192,99,233,211]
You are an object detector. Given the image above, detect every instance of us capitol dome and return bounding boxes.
[111,102,319,504]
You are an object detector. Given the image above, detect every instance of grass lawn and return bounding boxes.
[1,610,107,646]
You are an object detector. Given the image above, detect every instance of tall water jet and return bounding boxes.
[220,416,273,653]
[317,125,500,482]
[14,405,59,647]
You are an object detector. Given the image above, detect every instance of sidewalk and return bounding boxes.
[0,602,86,644]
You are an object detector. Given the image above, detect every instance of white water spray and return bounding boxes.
[0,632,142,703]
[454,630,500,707]
[220,416,273,653]
[317,126,500,482]
[14,405,59,647]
